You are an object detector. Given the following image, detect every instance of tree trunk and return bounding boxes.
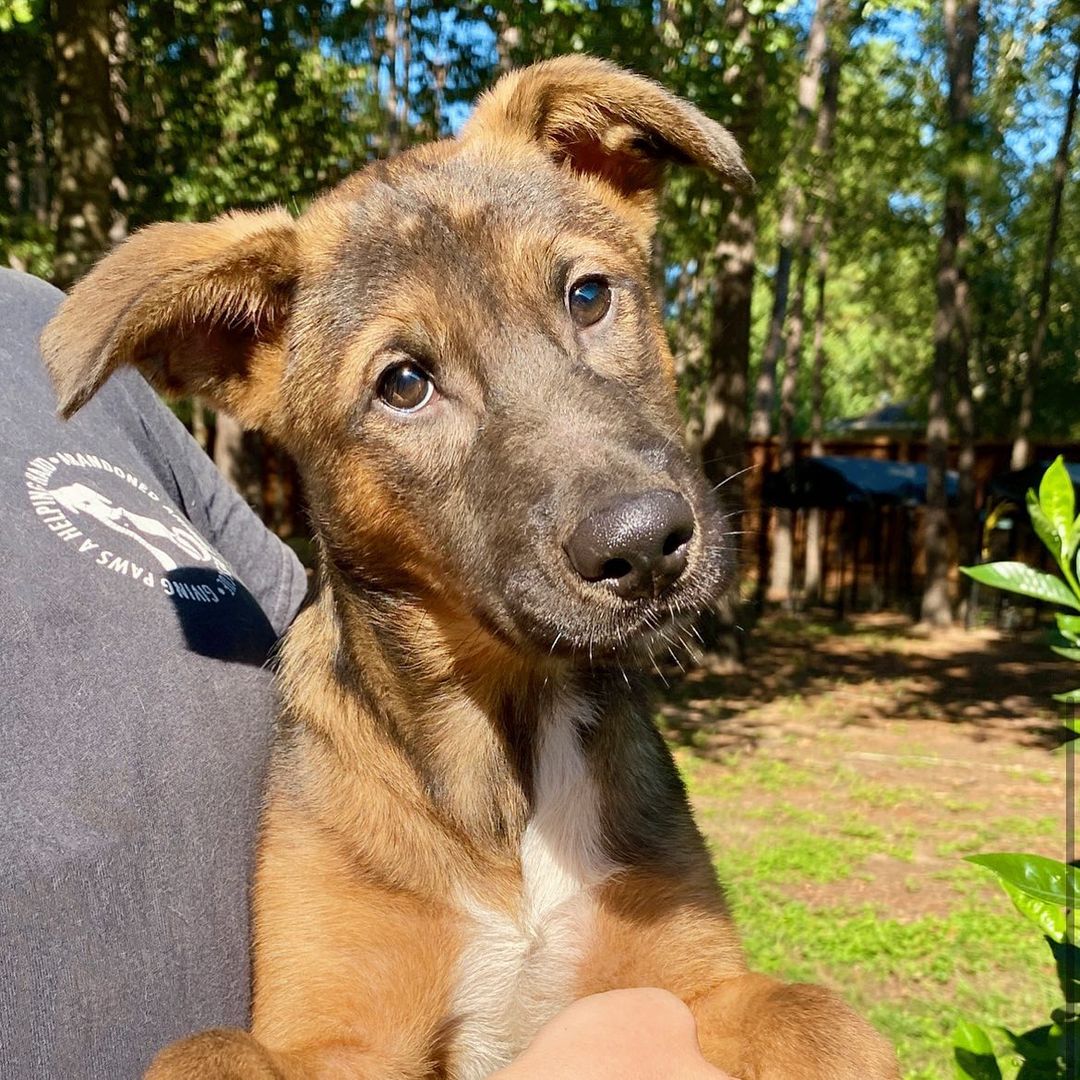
[191,400,210,453]
[700,0,762,502]
[29,81,50,229]
[803,219,831,604]
[702,207,753,663]
[768,242,812,603]
[52,0,114,287]
[398,2,412,148]
[921,0,979,629]
[748,0,832,440]
[1010,38,1080,471]
[954,316,977,616]
[696,0,763,665]
[702,193,757,497]
[108,3,129,246]
[495,7,521,73]
[384,0,400,154]
[768,10,849,603]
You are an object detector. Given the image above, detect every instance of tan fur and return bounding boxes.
[461,55,751,244]
[48,56,896,1080]
[41,208,297,427]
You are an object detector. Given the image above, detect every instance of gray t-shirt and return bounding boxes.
[0,269,308,1078]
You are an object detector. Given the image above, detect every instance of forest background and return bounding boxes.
[4,5,1079,1076]
[4,0,1078,627]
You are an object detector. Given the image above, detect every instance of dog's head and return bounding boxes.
[42,56,749,660]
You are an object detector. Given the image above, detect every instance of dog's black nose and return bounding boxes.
[565,489,694,600]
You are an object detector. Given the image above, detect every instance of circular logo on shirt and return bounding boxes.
[23,450,241,604]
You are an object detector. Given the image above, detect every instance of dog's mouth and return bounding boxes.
[565,594,707,659]
[505,577,720,662]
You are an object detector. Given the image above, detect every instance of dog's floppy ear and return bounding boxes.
[41,208,298,429]
[460,55,751,237]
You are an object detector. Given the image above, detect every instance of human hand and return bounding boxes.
[491,988,736,1080]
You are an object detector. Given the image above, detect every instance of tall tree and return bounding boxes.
[1010,34,1080,471]
[51,0,114,286]
[802,222,831,603]
[749,0,832,440]
[700,0,763,492]
[697,0,771,663]
[921,0,980,628]
[770,8,851,602]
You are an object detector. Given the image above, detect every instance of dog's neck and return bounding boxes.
[278,565,643,887]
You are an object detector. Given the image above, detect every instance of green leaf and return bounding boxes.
[1038,457,1076,553]
[999,879,1068,942]
[1052,689,1080,704]
[1029,490,1063,560]
[0,0,33,32]
[966,853,1080,907]
[1056,614,1080,645]
[953,1021,1003,1080]
[959,563,1080,610]
[1051,646,1080,662]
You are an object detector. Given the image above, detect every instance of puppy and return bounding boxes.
[42,56,898,1080]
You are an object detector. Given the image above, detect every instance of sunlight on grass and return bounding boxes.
[676,751,1058,1080]
[711,825,882,885]
[673,748,816,795]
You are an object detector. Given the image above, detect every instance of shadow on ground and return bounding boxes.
[658,612,1069,756]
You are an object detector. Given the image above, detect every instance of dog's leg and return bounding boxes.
[145,1029,435,1080]
[580,869,899,1080]
[145,1030,286,1080]
[689,972,899,1080]
[217,796,460,1080]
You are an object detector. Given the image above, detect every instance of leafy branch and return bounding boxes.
[953,457,1078,1079]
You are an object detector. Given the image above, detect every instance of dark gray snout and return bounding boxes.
[565,489,694,601]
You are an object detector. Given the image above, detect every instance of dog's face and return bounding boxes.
[286,147,729,657]
[42,57,750,661]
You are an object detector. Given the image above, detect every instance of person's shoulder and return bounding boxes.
[0,270,64,381]
[0,267,64,312]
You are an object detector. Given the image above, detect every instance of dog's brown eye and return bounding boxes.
[377,362,434,412]
[567,277,612,328]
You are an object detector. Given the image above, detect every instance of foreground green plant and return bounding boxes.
[956,457,1078,1079]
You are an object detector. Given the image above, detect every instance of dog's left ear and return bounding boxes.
[460,55,751,241]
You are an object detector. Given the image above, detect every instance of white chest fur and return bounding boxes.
[450,693,615,1080]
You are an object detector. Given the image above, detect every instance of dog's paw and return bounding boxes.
[749,981,899,1080]
[696,974,899,1080]
[145,1029,286,1080]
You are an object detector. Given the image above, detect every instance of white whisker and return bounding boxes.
[709,462,760,493]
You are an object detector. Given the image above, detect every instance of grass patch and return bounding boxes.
[713,827,880,885]
[934,815,1063,859]
[672,747,816,796]
[677,751,1058,1079]
[661,611,1063,1078]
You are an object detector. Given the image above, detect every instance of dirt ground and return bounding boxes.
[661,611,1068,753]
[655,612,1071,1079]
[661,610,1068,874]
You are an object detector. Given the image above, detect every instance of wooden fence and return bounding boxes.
[742,436,1080,614]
